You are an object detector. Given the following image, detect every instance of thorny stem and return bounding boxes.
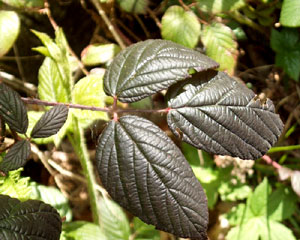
[261,155,282,170]
[21,97,171,114]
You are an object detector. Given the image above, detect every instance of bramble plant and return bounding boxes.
[0,34,283,239]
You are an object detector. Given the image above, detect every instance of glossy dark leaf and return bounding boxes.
[104,39,219,103]
[0,194,62,240]
[96,115,208,239]
[31,105,69,138]
[167,70,283,160]
[0,83,28,133]
[0,139,31,173]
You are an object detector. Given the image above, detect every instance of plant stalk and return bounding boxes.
[67,117,101,225]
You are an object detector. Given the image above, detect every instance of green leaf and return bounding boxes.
[0,140,31,174]
[249,178,271,216]
[201,23,238,75]
[0,194,62,240]
[31,105,69,138]
[267,186,298,221]
[133,217,160,240]
[280,0,300,27]
[72,74,108,127]
[81,44,121,66]
[0,0,44,8]
[167,70,283,160]
[62,221,106,240]
[99,198,130,240]
[270,28,300,81]
[38,57,70,103]
[161,6,201,48]
[30,183,73,222]
[0,10,20,57]
[26,110,72,146]
[0,83,28,134]
[197,0,245,14]
[0,168,31,201]
[104,39,219,102]
[226,217,260,240]
[219,182,251,201]
[260,219,296,240]
[96,115,208,239]
[117,0,148,14]
[225,203,254,226]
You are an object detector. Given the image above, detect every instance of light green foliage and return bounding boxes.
[30,182,73,222]
[61,221,107,240]
[33,28,73,100]
[0,10,20,57]
[117,0,148,14]
[280,0,300,27]
[201,23,238,75]
[72,74,108,127]
[0,0,44,8]
[161,6,201,48]
[182,143,251,209]
[197,0,245,14]
[225,179,298,240]
[99,198,131,240]
[0,168,31,201]
[81,44,120,66]
[270,28,300,81]
[133,217,160,240]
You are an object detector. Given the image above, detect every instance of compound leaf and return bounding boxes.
[161,6,201,48]
[31,105,69,138]
[0,10,20,57]
[0,194,62,240]
[0,140,31,174]
[104,39,219,103]
[0,83,28,134]
[167,70,283,160]
[96,115,208,239]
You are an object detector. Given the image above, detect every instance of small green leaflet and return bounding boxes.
[72,74,108,128]
[31,105,69,138]
[161,6,201,49]
[0,168,31,201]
[201,23,238,75]
[0,83,28,134]
[81,43,121,66]
[0,140,31,174]
[0,0,44,8]
[0,195,62,240]
[0,10,20,57]
[280,0,300,27]
[99,198,130,240]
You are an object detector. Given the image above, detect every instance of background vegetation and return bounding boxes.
[0,0,299,239]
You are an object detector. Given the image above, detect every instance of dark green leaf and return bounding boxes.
[167,70,283,160]
[0,194,61,240]
[104,39,219,103]
[31,105,69,138]
[96,115,208,239]
[0,83,28,133]
[0,140,31,173]
[197,0,245,14]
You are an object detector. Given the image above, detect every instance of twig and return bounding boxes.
[147,8,162,29]
[261,155,281,170]
[13,44,26,82]
[90,0,126,49]
[134,14,150,38]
